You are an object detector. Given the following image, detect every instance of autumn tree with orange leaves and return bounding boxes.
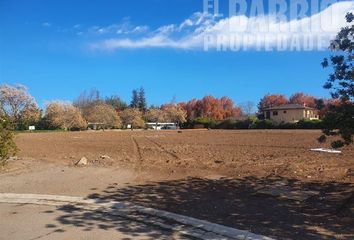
[180,96,241,121]
[257,94,288,111]
[289,92,316,108]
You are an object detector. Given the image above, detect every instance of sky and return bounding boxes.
[0,0,353,109]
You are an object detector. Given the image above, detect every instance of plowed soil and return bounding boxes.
[14,129,354,182]
[2,129,353,239]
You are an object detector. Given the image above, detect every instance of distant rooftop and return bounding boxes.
[263,104,315,111]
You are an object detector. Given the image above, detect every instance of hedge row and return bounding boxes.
[182,117,323,130]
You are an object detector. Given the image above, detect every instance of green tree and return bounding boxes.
[0,115,17,165]
[138,87,147,112]
[105,95,127,111]
[130,89,139,108]
[130,87,147,112]
[319,13,354,148]
[315,98,325,110]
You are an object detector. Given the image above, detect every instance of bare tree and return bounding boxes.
[240,101,255,116]
[0,84,40,129]
[73,88,101,117]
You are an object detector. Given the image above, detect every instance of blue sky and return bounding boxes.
[0,0,353,109]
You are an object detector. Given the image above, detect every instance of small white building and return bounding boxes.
[146,122,178,130]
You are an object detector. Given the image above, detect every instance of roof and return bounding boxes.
[146,122,176,125]
[263,104,315,111]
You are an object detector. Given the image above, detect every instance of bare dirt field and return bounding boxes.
[1,129,354,239]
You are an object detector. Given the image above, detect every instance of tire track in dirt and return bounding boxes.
[145,137,180,160]
[131,136,143,162]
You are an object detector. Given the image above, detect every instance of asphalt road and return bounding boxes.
[0,203,183,240]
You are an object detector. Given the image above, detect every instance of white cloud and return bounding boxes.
[131,25,149,33]
[90,1,354,51]
[87,20,149,35]
[42,22,52,27]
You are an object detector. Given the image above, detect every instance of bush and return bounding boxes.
[250,119,275,129]
[216,119,236,129]
[278,122,297,129]
[296,119,322,129]
[182,117,321,130]
[0,116,17,165]
[235,117,258,129]
[192,117,217,128]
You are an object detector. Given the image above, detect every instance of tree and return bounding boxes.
[144,108,165,129]
[289,92,316,108]
[0,115,18,165]
[319,13,354,148]
[138,87,147,112]
[130,87,147,112]
[179,99,198,121]
[19,102,41,130]
[315,98,326,111]
[180,96,242,121]
[120,108,145,129]
[239,101,255,116]
[63,106,87,131]
[144,108,165,123]
[0,84,40,129]
[85,103,122,129]
[73,88,102,117]
[45,101,87,131]
[130,89,139,108]
[105,95,127,111]
[161,104,187,124]
[258,94,288,111]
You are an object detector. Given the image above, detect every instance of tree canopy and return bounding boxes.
[180,96,242,121]
[0,84,40,129]
[319,13,354,148]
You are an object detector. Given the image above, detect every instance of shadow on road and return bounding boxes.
[53,176,354,240]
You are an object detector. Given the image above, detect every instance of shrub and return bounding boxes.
[235,117,258,129]
[278,122,297,129]
[216,119,236,129]
[0,116,17,165]
[250,119,275,129]
[193,117,217,128]
[296,119,322,129]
